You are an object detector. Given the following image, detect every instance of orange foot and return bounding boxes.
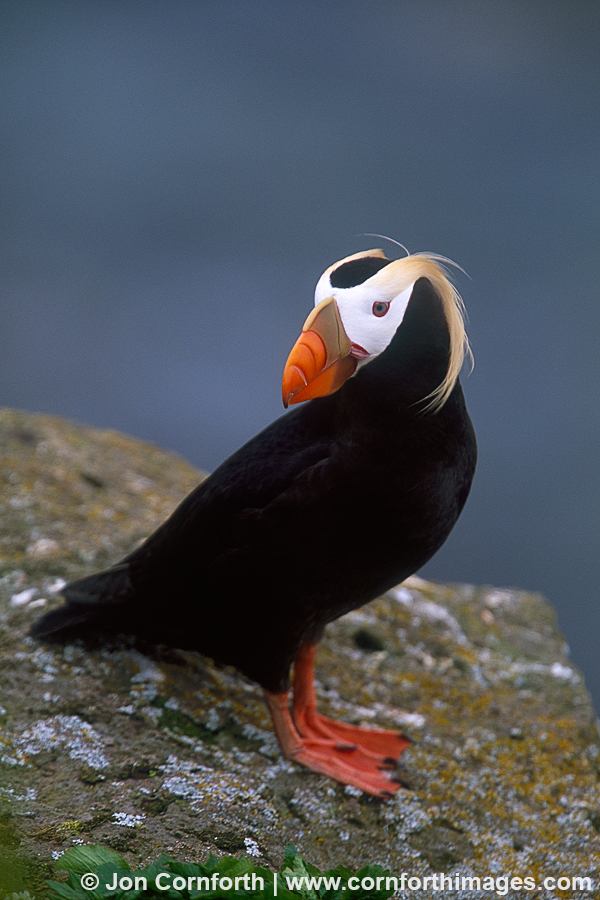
[263,643,410,798]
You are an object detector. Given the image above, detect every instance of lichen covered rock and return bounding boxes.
[0,409,599,896]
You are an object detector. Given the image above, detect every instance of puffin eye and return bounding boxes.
[372,300,390,317]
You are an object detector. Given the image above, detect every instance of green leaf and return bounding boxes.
[202,852,219,871]
[54,845,129,875]
[280,852,317,900]
[282,844,300,865]
[213,856,254,877]
[45,881,85,900]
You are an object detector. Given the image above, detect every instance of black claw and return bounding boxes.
[390,774,413,789]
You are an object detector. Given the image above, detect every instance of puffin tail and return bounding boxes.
[30,564,135,644]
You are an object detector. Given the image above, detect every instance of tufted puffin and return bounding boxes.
[31,247,476,798]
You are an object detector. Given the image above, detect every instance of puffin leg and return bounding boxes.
[292,642,410,759]
[263,689,398,798]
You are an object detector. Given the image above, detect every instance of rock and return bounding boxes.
[1,408,599,895]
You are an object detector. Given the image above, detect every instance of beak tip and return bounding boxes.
[281,299,355,406]
[282,364,308,409]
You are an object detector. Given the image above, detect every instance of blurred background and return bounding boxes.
[1,1,599,708]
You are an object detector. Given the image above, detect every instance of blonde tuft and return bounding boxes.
[364,250,472,411]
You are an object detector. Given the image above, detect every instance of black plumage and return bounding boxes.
[32,258,476,796]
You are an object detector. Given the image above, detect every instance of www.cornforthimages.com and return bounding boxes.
[95,869,594,895]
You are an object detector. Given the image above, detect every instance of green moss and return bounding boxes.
[151,696,219,742]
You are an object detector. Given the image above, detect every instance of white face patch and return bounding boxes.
[314,271,414,365]
[312,249,470,410]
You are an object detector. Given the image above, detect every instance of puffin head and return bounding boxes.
[282,247,471,411]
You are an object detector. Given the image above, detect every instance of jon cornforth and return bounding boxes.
[105,872,265,892]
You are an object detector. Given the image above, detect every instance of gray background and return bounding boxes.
[2,2,599,708]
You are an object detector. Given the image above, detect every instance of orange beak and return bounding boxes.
[282,296,357,407]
